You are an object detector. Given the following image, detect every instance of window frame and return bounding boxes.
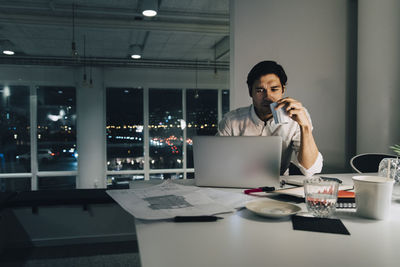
[106,87,227,180]
[0,83,77,190]
[0,84,228,189]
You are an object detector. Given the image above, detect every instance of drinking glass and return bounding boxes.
[304,178,339,218]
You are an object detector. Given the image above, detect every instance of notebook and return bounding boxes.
[193,136,282,188]
[273,187,355,209]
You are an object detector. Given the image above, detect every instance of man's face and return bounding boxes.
[251,73,285,116]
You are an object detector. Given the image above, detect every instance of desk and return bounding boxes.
[133,174,400,267]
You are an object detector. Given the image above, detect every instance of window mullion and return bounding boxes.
[218,89,222,123]
[182,88,187,179]
[30,85,38,190]
[143,87,150,180]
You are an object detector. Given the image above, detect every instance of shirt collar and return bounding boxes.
[250,104,275,127]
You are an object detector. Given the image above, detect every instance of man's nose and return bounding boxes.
[262,89,272,99]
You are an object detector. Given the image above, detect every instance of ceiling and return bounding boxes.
[0,0,230,70]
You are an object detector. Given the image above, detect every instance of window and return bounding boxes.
[186,89,218,168]
[106,88,144,171]
[0,85,78,192]
[222,89,230,116]
[1,85,229,191]
[0,85,30,173]
[149,89,183,170]
[38,176,76,190]
[106,87,228,183]
[37,86,77,172]
[0,178,31,192]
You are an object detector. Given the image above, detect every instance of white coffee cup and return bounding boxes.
[352,176,394,220]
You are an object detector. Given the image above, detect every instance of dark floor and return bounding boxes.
[0,241,141,267]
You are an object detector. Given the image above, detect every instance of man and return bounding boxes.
[217,61,323,176]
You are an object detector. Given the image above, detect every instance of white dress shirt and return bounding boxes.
[217,105,323,177]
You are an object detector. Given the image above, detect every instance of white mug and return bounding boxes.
[352,176,394,220]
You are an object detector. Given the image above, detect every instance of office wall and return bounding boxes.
[357,0,400,154]
[230,0,354,172]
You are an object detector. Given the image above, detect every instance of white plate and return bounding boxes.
[245,199,301,218]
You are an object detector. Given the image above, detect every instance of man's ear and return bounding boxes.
[282,85,286,95]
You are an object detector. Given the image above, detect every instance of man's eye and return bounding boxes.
[256,88,265,93]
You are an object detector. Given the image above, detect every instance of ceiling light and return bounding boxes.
[141,0,158,17]
[130,45,142,59]
[3,50,14,55]
[1,40,16,56]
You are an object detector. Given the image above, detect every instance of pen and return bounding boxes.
[244,186,275,195]
[173,216,223,222]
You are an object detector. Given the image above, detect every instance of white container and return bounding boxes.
[352,176,394,220]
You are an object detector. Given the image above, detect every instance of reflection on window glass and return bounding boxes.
[0,178,31,192]
[187,172,195,179]
[186,89,218,168]
[37,86,77,172]
[149,89,183,169]
[107,174,144,189]
[107,88,144,171]
[0,85,30,173]
[150,173,183,180]
[222,89,230,115]
[38,176,75,190]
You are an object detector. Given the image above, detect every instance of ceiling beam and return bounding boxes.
[0,1,229,23]
[214,36,230,60]
[0,55,230,70]
[0,13,229,35]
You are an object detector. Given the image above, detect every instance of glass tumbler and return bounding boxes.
[304,178,339,218]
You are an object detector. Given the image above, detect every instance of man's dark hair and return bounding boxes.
[246,61,287,97]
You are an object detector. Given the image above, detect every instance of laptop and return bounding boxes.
[193,136,282,188]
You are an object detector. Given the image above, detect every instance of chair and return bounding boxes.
[350,153,397,173]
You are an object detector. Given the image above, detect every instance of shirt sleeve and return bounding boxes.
[294,152,323,177]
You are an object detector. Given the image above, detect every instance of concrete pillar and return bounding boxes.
[357,0,400,154]
[76,67,106,188]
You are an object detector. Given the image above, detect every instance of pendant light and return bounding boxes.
[194,59,199,99]
[1,40,15,55]
[141,0,158,17]
[71,3,78,57]
[129,45,142,59]
[82,35,87,86]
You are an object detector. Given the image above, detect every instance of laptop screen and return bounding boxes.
[193,136,282,188]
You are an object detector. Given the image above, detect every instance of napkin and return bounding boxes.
[292,215,350,235]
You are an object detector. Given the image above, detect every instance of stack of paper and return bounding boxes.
[107,180,256,220]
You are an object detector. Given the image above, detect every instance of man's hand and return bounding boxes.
[275,97,311,128]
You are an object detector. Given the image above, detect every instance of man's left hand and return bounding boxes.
[275,97,311,128]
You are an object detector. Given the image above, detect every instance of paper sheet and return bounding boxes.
[106,180,256,220]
